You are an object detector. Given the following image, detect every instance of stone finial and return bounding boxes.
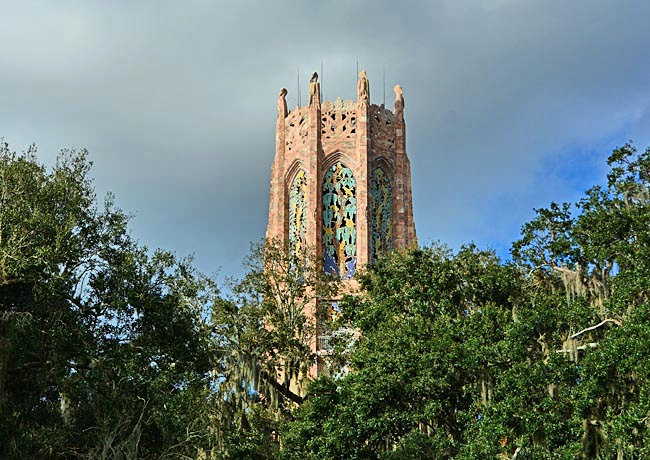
[308,72,320,108]
[394,84,404,121]
[277,87,288,118]
[357,70,369,105]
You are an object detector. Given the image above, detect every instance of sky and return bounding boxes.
[2,0,650,279]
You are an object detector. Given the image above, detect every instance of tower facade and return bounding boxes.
[266,71,416,276]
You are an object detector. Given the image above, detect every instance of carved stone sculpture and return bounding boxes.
[309,72,320,107]
[394,84,404,121]
[277,87,288,118]
[357,70,369,104]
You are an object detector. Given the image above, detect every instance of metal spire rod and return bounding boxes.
[383,65,386,107]
[320,58,323,103]
[297,68,300,107]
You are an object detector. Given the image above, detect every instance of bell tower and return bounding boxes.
[266,70,416,274]
[266,71,416,377]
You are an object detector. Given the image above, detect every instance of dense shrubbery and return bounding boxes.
[2,141,650,458]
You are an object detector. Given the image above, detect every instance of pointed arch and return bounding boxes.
[370,166,393,262]
[285,159,306,184]
[322,161,356,278]
[321,151,355,173]
[372,155,395,176]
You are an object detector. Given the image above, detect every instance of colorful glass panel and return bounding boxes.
[288,170,307,256]
[322,162,356,278]
[370,167,392,262]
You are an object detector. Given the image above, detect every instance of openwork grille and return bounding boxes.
[370,167,393,262]
[288,170,307,256]
[321,98,357,140]
[317,335,333,352]
[369,105,396,151]
[285,109,309,152]
[322,162,356,278]
[317,328,358,354]
[321,111,356,139]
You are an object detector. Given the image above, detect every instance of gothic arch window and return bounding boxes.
[370,167,393,262]
[322,162,356,278]
[288,170,307,256]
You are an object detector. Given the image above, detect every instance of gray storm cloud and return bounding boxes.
[2,0,650,276]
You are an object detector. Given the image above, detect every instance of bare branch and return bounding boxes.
[570,319,622,340]
[556,342,598,353]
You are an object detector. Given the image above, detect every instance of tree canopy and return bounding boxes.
[2,141,650,458]
[282,143,650,459]
[0,144,217,458]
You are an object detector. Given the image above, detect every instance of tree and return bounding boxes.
[0,143,218,458]
[511,142,650,458]
[283,143,650,458]
[211,240,337,456]
[6,137,650,458]
[283,245,527,459]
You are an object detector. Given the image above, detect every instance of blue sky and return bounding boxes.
[2,0,650,278]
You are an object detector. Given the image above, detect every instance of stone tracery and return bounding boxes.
[370,105,396,152]
[285,108,309,152]
[320,98,357,140]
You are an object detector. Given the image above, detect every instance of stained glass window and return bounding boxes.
[322,162,356,278]
[370,167,392,262]
[288,170,307,256]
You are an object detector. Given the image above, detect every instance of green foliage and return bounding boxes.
[0,141,335,459]
[5,139,650,459]
[283,246,525,459]
[283,143,650,459]
[211,240,338,457]
[0,143,218,458]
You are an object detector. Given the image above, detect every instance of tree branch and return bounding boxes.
[556,342,598,354]
[570,318,622,339]
[261,368,304,405]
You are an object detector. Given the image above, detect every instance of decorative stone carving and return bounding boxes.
[285,108,309,152]
[321,100,357,140]
[309,72,320,108]
[370,104,396,151]
[321,97,356,112]
[394,85,404,121]
[277,87,288,118]
[357,70,369,105]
